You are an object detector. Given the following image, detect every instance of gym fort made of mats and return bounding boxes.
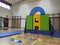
[0,0,60,45]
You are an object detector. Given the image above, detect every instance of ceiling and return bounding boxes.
[5,0,23,4]
[5,0,37,5]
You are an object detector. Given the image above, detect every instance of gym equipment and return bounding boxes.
[25,7,60,38]
[17,40,22,43]
[30,7,45,15]
[40,14,49,30]
[52,30,60,38]
[0,6,60,38]
[33,15,40,30]
[32,37,34,40]
[11,35,19,39]
[25,7,50,35]
[0,30,24,38]
[10,38,22,43]
[28,38,32,41]
[10,38,14,42]
[26,15,33,30]
[38,39,42,41]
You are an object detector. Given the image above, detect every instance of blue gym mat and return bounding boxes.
[24,30,50,35]
[0,30,24,38]
[0,30,60,38]
[52,30,60,38]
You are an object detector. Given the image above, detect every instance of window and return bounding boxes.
[6,5,10,9]
[0,2,10,10]
[1,2,6,8]
[0,2,1,6]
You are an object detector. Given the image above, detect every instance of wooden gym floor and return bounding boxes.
[0,28,60,45]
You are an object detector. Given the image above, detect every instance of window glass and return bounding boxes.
[6,5,10,9]
[1,2,6,8]
[0,2,1,6]
[0,2,10,10]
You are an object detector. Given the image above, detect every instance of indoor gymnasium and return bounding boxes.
[0,0,60,45]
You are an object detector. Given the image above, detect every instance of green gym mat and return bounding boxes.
[40,14,49,31]
[26,15,33,30]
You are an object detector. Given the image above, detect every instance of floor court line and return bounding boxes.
[31,35,44,45]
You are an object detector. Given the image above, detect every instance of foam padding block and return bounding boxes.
[40,14,49,30]
[17,40,22,43]
[12,35,18,39]
[52,30,60,38]
[33,15,40,30]
[38,39,42,41]
[28,37,33,41]
[0,30,24,38]
[26,15,33,30]
[24,30,50,35]
[30,7,45,15]
[10,38,14,42]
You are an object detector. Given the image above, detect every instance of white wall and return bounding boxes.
[12,0,60,28]
[0,6,12,27]
[0,7,11,17]
[13,0,60,17]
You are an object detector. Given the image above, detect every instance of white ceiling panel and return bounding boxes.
[5,0,23,4]
[5,0,38,5]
